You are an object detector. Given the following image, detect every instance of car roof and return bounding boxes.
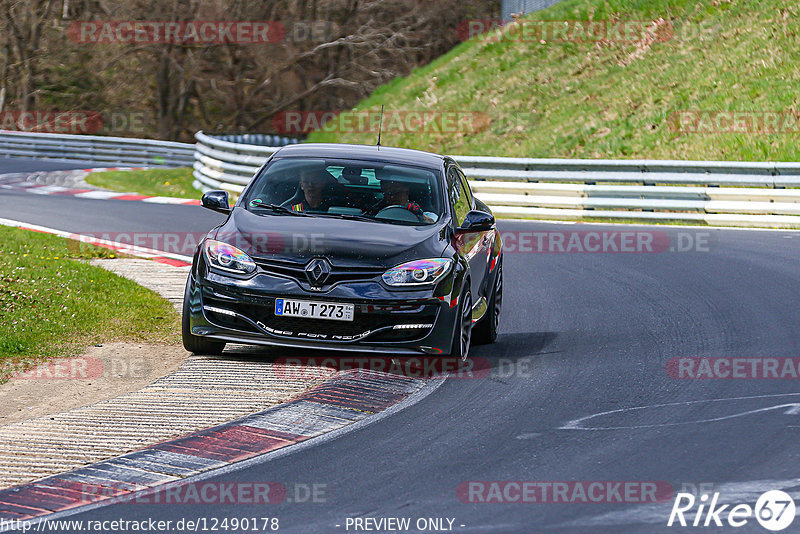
[271,143,446,169]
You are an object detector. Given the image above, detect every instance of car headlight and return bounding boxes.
[382,258,452,286]
[204,239,256,275]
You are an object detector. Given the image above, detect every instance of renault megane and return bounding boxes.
[182,143,502,359]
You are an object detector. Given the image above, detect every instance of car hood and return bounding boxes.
[213,208,448,268]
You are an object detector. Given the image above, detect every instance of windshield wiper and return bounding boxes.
[249,203,312,217]
[316,213,376,223]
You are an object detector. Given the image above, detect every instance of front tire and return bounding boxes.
[451,287,472,361]
[181,276,226,355]
[473,259,502,345]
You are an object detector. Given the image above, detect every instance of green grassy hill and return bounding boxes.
[307,0,800,161]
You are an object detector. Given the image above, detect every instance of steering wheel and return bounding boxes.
[374,205,423,222]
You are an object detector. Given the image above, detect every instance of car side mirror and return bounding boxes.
[201,190,231,214]
[458,210,495,232]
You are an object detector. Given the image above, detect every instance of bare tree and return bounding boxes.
[1,0,57,111]
[0,0,500,140]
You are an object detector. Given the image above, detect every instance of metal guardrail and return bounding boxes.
[192,131,297,193]
[0,130,195,167]
[456,156,800,187]
[5,130,796,228]
[211,133,299,147]
[192,132,800,227]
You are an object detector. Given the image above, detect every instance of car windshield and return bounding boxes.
[242,157,443,225]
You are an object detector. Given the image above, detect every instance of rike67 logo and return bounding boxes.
[668,490,796,531]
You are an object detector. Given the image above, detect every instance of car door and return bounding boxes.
[446,163,490,310]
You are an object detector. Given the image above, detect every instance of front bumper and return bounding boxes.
[186,271,459,355]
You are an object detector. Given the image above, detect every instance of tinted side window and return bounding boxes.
[456,168,474,207]
[448,167,470,226]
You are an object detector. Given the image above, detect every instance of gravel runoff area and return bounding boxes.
[0,259,335,489]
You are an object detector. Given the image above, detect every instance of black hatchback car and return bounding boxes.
[183,143,502,359]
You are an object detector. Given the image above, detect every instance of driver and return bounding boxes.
[281,165,336,212]
[369,176,434,223]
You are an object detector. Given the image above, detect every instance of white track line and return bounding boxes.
[73,190,126,199]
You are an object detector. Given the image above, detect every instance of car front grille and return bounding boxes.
[252,257,384,290]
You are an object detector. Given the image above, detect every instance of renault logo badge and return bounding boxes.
[304,258,331,286]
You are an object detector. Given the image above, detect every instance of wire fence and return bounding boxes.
[501,0,564,19]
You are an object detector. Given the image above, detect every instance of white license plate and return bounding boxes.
[275,298,354,322]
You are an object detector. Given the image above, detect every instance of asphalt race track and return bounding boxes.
[2,158,800,533]
[0,157,93,174]
[0,158,228,239]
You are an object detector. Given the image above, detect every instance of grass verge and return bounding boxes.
[85,167,198,199]
[307,0,800,161]
[0,226,179,382]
